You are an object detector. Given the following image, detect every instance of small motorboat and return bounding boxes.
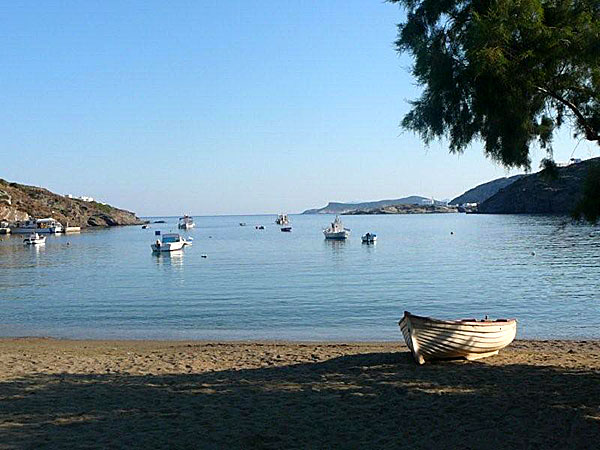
[178,215,195,230]
[239,222,247,227]
[399,311,517,365]
[151,233,190,253]
[255,225,265,230]
[323,216,350,240]
[142,225,149,229]
[281,226,292,232]
[275,214,289,225]
[23,233,46,245]
[361,232,377,243]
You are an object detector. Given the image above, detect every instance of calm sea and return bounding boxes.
[1,214,599,340]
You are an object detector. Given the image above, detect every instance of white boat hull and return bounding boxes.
[23,237,46,245]
[323,230,349,240]
[151,241,186,252]
[178,224,194,230]
[11,227,62,234]
[399,311,516,364]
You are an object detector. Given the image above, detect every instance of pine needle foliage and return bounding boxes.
[390,0,600,170]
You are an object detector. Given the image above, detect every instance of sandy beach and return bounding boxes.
[0,338,599,449]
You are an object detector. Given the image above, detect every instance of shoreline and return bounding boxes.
[2,338,599,448]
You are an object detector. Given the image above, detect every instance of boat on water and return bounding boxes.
[361,232,377,243]
[239,222,247,227]
[255,225,265,230]
[0,221,10,235]
[178,215,195,230]
[399,311,517,365]
[151,233,190,253]
[23,233,46,245]
[11,218,64,234]
[323,216,350,240]
[275,214,289,225]
[281,226,292,232]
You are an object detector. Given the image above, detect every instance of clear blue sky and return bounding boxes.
[2,1,597,215]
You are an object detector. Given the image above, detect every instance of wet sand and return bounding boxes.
[1,338,599,449]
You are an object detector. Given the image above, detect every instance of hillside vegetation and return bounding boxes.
[0,179,144,227]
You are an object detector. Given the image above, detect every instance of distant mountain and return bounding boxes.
[478,158,599,214]
[302,196,444,214]
[450,175,525,205]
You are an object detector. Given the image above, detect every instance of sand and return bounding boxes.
[0,338,599,449]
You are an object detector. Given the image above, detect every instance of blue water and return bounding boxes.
[0,214,599,340]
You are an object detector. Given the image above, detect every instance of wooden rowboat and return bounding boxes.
[399,311,517,364]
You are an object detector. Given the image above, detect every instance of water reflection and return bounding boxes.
[153,250,184,269]
[361,241,377,254]
[323,239,348,252]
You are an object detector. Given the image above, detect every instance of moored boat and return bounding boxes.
[23,233,46,245]
[178,215,195,230]
[323,216,350,240]
[275,214,289,225]
[11,218,64,234]
[151,233,190,252]
[399,311,516,365]
[361,232,377,243]
[0,221,10,234]
[281,226,292,232]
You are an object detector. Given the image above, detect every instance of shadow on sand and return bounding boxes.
[1,351,599,449]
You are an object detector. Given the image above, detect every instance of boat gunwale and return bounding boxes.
[402,311,516,327]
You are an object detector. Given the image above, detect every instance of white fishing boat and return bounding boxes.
[361,232,377,243]
[275,214,289,225]
[323,216,350,240]
[399,311,517,364]
[11,218,64,234]
[178,215,195,230]
[151,233,190,252]
[23,233,46,245]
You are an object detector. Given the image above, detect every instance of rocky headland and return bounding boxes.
[343,204,457,215]
[477,157,599,214]
[450,174,524,205]
[0,179,144,227]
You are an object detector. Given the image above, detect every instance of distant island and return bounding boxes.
[302,196,447,215]
[0,179,144,227]
[301,157,599,217]
[343,204,457,215]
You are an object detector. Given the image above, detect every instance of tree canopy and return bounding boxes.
[390,0,600,170]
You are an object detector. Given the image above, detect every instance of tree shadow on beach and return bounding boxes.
[1,351,599,449]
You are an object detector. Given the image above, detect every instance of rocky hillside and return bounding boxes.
[450,175,524,205]
[0,179,144,227]
[343,204,457,215]
[302,196,444,214]
[478,158,599,214]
